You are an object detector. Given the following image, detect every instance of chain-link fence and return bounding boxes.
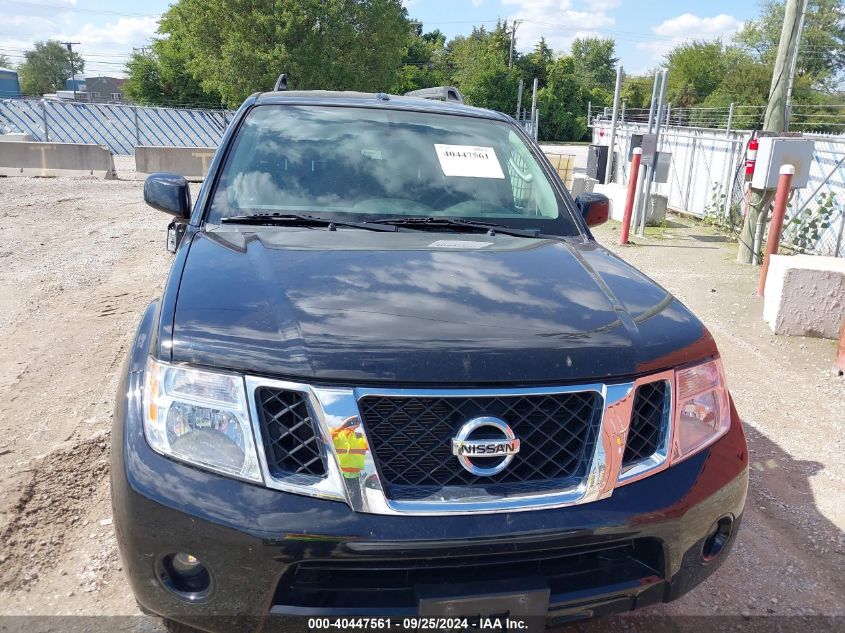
[0,98,232,155]
[591,106,845,257]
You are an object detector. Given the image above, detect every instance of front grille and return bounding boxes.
[273,538,664,611]
[255,387,326,478]
[622,381,670,466]
[359,392,603,499]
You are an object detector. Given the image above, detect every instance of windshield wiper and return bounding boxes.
[220,213,397,232]
[371,216,550,239]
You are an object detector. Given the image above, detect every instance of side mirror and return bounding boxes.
[144,173,191,219]
[574,193,610,228]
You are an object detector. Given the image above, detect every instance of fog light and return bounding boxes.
[172,552,202,576]
[159,552,212,601]
[701,516,734,562]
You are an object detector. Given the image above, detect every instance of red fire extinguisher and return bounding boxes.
[745,136,759,180]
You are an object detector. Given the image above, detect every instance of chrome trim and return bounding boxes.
[614,371,675,486]
[244,377,347,502]
[243,375,674,515]
[349,383,621,515]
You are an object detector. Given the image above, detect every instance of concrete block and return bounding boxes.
[0,141,115,178]
[0,133,34,142]
[646,194,667,226]
[763,254,845,339]
[135,146,217,181]
[571,176,586,197]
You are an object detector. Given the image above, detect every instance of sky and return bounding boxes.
[0,0,763,78]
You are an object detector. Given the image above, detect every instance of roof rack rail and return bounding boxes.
[274,74,288,91]
[404,86,464,104]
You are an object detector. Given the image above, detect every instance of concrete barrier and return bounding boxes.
[763,254,845,339]
[0,133,34,143]
[0,141,116,178]
[135,146,217,181]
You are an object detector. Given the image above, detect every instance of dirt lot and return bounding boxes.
[0,172,843,626]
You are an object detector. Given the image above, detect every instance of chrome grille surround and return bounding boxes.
[244,370,674,516]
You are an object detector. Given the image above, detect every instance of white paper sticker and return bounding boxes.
[428,240,494,249]
[434,144,505,179]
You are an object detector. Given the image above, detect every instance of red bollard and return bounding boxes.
[757,164,794,297]
[619,148,642,245]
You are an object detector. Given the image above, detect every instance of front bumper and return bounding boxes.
[112,363,748,632]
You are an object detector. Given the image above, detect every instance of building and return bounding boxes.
[84,76,128,103]
[0,68,20,98]
[58,75,129,103]
[65,75,86,93]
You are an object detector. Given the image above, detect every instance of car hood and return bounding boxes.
[168,229,715,384]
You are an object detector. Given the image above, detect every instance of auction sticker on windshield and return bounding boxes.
[434,144,505,179]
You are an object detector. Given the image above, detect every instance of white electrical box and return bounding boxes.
[751,137,814,190]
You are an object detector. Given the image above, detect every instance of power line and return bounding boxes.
[0,0,156,17]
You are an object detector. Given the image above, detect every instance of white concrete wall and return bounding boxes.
[763,254,845,339]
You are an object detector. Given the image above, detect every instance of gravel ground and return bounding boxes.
[0,173,842,628]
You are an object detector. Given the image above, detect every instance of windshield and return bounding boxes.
[206,104,579,235]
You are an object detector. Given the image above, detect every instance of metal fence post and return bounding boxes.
[639,69,668,237]
[133,105,141,146]
[835,209,845,257]
[726,102,734,137]
[605,65,623,184]
[722,136,741,224]
[634,72,662,230]
[41,99,50,142]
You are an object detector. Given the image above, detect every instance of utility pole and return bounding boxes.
[508,21,520,69]
[530,77,538,138]
[62,41,80,100]
[737,0,803,264]
[785,0,808,130]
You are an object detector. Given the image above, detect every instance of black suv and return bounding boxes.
[112,88,748,632]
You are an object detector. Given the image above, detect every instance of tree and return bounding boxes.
[701,49,772,126]
[520,38,553,88]
[571,37,617,91]
[124,51,162,104]
[664,40,729,107]
[124,43,220,106]
[0,54,12,69]
[447,23,520,113]
[154,0,410,108]
[735,0,845,91]
[391,27,449,95]
[620,75,653,109]
[17,41,84,95]
[537,55,590,141]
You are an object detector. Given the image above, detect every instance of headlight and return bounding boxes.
[143,357,263,483]
[671,358,731,463]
